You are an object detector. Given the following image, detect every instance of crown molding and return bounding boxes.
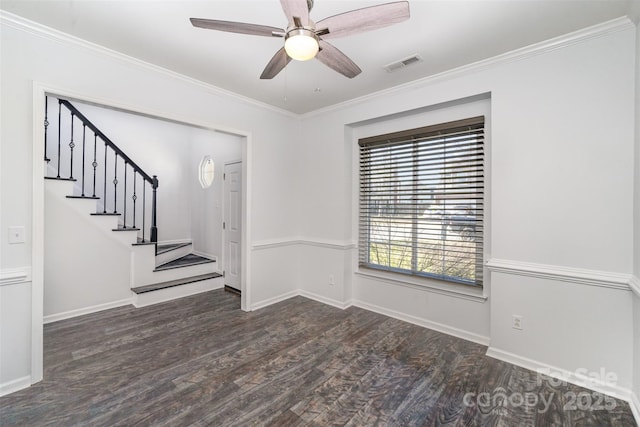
[0,11,298,120]
[487,258,633,291]
[301,16,635,119]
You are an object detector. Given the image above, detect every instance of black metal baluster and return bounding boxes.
[113,153,118,214]
[132,172,137,229]
[141,182,146,243]
[151,175,158,242]
[57,100,61,178]
[44,96,49,162]
[92,134,97,197]
[103,142,108,213]
[81,124,86,196]
[123,163,127,228]
[69,113,75,179]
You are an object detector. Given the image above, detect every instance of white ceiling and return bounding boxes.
[1,0,637,114]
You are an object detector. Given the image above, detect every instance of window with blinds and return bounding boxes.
[358,116,484,286]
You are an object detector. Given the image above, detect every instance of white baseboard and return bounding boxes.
[486,347,635,407]
[0,375,31,397]
[352,299,490,346]
[250,290,299,311]
[298,289,352,310]
[44,298,133,324]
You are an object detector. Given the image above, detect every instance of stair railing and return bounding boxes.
[45,97,159,243]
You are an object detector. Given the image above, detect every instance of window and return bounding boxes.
[358,116,484,286]
[199,156,215,189]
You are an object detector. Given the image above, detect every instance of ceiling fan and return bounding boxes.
[190,0,410,79]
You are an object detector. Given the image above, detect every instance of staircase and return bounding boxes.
[43,97,223,314]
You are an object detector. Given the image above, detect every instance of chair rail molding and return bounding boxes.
[251,237,356,251]
[486,258,633,291]
[0,267,32,286]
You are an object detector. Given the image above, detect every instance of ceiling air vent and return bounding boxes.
[384,54,423,73]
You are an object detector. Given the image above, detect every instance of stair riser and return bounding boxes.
[133,277,223,308]
[155,244,193,267]
[132,248,217,287]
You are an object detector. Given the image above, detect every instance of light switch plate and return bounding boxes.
[8,226,26,244]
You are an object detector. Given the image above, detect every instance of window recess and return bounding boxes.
[358,116,485,287]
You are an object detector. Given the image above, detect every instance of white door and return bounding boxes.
[223,162,242,292]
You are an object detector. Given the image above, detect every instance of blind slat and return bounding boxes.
[359,116,485,287]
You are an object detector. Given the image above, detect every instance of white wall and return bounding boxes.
[298,20,637,392]
[44,180,132,318]
[0,14,299,389]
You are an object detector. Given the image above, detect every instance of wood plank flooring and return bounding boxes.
[1,289,636,426]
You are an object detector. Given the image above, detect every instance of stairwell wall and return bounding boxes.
[0,13,300,390]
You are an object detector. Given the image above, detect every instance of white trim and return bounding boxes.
[0,267,32,286]
[486,347,635,406]
[630,275,640,297]
[352,299,490,346]
[0,375,31,398]
[0,11,297,120]
[250,290,299,311]
[298,290,352,310]
[43,298,133,324]
[301,17,634,119]
[355,270,487,303]
[630,390,640,426]
[32,82,46,385]
[486,258,633,291]
[251,237,356,251]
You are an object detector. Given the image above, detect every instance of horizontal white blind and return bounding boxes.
[358,116,484,286]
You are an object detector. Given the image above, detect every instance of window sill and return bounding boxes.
[355,268,488,303]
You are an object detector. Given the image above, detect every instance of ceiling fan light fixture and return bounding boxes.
[284,28,319,61]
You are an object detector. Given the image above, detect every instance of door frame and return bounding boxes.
[222,160,242,291]
[31,81,253,384]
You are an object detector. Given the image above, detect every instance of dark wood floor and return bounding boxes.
[1,289,636,426]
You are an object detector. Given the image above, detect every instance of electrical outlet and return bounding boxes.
[512,315,523,330]
[328,274,335,286]
[8,226,25,244]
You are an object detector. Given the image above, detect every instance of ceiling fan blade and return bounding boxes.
[280,0,309,27]
[316,1,410,40]
[190,18,284,37]
[260,47,292,79]
[316,40,361,79]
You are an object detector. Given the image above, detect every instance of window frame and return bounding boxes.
[357,115,485,288]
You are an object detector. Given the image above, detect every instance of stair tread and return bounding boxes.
[66,195,100,200]
[91,212,121,216]
[112,227,140,231]
[44,176,77,182]
[156,242,192,255]
[132,272,222,294]
[132,240,156,246]
[154,254,215,271]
